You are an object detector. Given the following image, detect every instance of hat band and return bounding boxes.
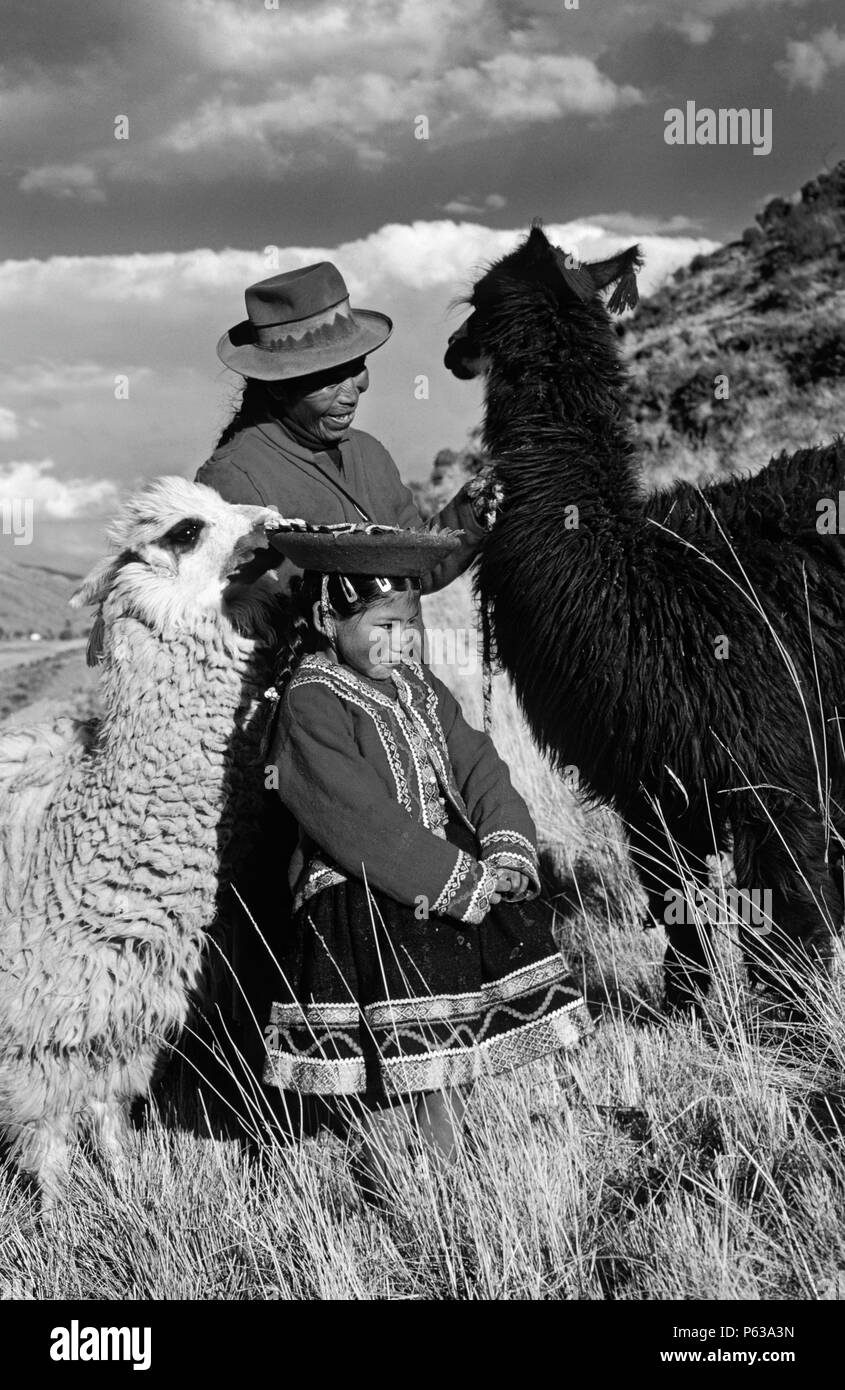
[253,300,360,353]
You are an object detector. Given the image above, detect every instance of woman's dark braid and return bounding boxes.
[215,378,276,448]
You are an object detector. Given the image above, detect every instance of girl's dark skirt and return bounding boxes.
[262,822,591,1104]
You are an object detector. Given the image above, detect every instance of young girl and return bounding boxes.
[261,523,590,1195]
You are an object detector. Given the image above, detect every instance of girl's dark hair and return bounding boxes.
[272,571,421,694]
[216,378,280,448]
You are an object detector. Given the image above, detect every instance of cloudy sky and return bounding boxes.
[1,0,843,571]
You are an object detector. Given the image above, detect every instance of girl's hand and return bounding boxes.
[493,868,531,900]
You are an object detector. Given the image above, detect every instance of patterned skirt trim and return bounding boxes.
[262,951,591,1096]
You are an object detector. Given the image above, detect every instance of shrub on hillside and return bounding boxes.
[785,325,845,388]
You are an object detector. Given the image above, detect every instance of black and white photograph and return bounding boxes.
[1,0,844,1340]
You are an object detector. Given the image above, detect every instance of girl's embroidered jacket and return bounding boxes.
[268,654,541,926]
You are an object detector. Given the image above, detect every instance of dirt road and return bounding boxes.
[0,638,87,674]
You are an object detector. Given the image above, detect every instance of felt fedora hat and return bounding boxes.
[269,521,462,576]
[217,261,393,381]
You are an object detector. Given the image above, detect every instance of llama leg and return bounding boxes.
[88,1099,131,1178]
[662,866,717,1015]
[626,817,715,1013]
[732,809,840,1004]
[11,1119,72,1212]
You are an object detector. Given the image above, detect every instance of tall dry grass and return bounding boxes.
[1,915,843,1300]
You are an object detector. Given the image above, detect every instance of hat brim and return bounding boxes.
[269,526,463,575]
[217,309,393,381]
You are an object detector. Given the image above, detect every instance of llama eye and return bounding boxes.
[162,517,206,551]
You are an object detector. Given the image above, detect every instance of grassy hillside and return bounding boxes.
[624,160,845,488]
[0,642,98,725]
[0,554,89,640]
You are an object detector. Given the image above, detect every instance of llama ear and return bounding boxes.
[585,244,643,313]
[69,552,131,610]
[526,221,551,250]
[84,612,106,667]
[71,552,136,667]
[551,246,595,304]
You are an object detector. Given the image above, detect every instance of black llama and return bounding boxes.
[444,223,845,1011]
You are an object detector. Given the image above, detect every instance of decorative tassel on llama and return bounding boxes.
[553,242,644,315]
[606,254,643,313]
[465,464,504,733]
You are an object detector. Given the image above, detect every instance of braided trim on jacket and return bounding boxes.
[462,862,500,925]
[480,829,536,857]
[287,664,413,816]
[431,849,476,917]
[392,661,470,822]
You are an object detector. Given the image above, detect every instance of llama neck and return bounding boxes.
[66,609,272,937]
[483,291,643,525]
[99,612,267,817]
[476,288,647,762]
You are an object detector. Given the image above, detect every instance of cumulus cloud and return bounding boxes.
[0,222,713,324]
[525,0,812,36]
[776,27,845,92]
[3,0,819,198]
[12,0,815,210]
[674,17,716,44]
[155,50,640,178]
[441,193,508,216]
[19,162,105,202]
[576,211,701,235]
[1,363,139,396]
[0,459,118,518]
[5,0,643,188]
[0,409,21,442]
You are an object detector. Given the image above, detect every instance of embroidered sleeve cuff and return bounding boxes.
[461,862,500,925]
[430,849,477,919]
[484,851,541,898]
[480,830,540,898]
[430,850,497,924]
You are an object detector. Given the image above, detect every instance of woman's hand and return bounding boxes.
[465,465,504,527]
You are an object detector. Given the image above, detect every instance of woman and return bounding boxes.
[196,261,491,1095]
[196,260,488,590]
